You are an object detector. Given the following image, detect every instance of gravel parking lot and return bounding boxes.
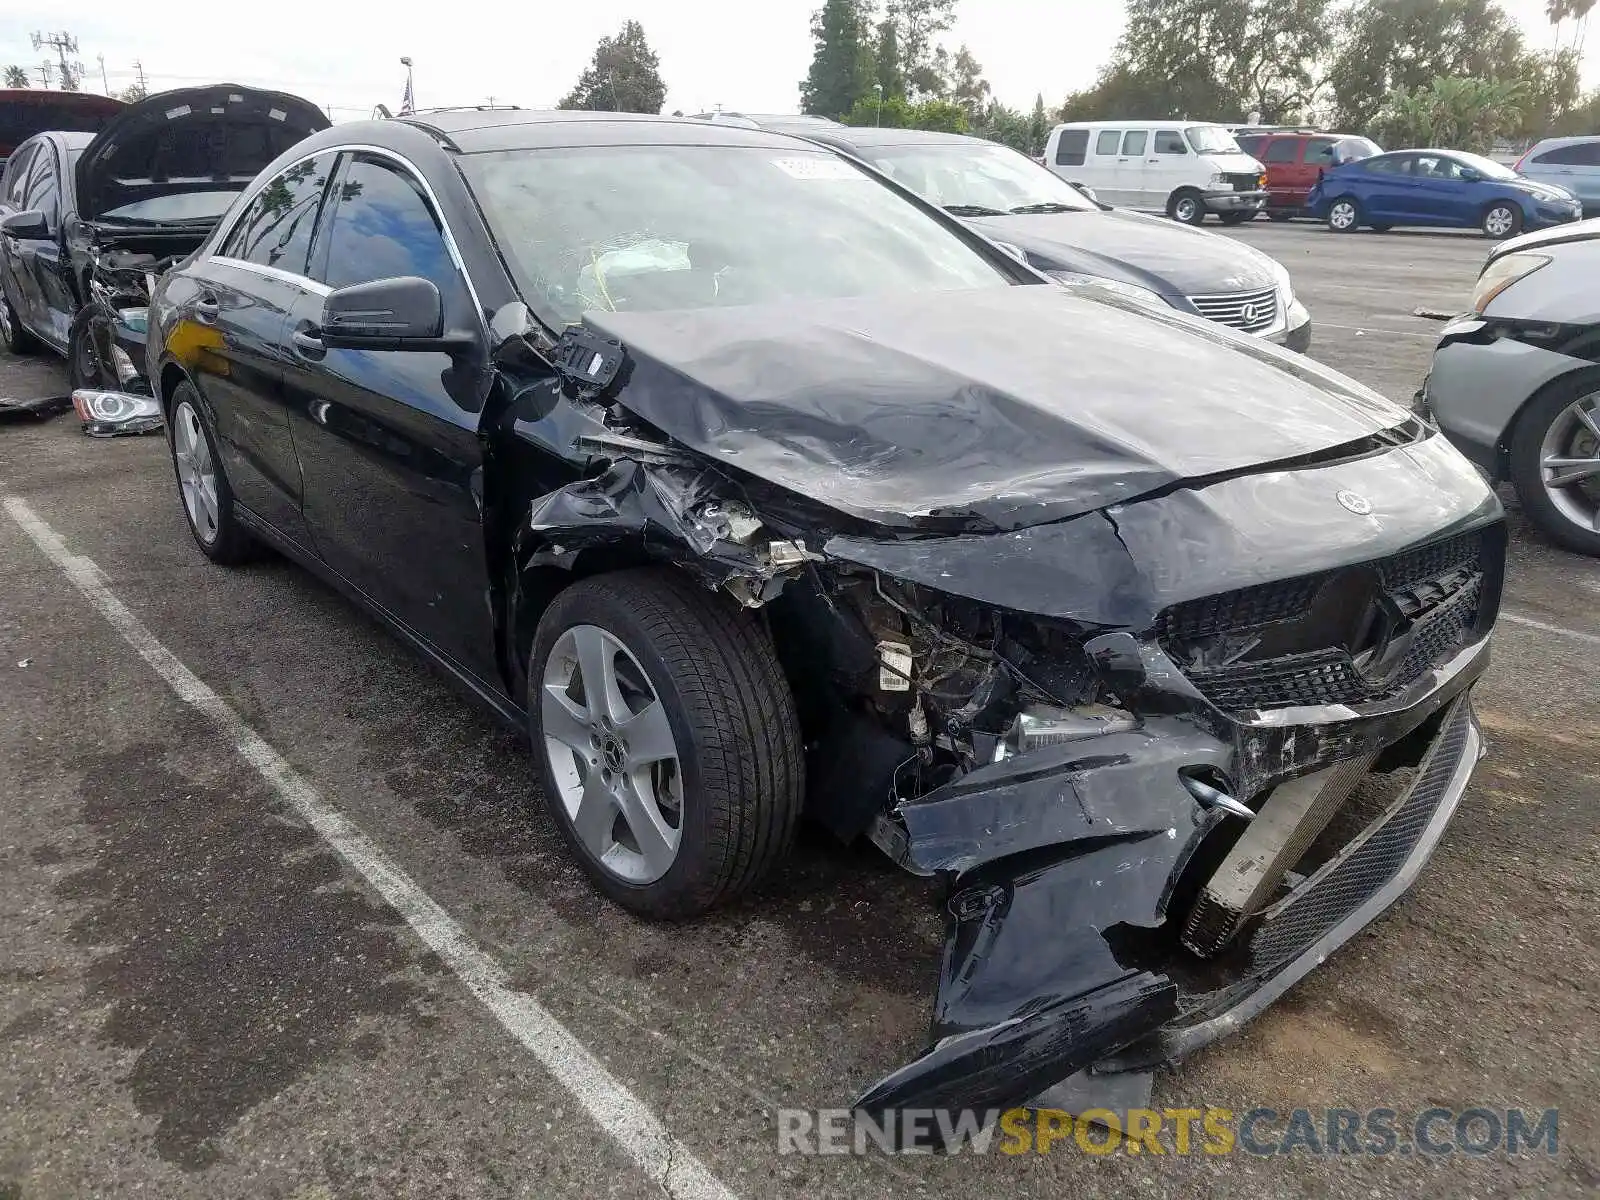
[2,223,1597,1199]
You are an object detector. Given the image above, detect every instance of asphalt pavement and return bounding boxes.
[1,223,1597,1198]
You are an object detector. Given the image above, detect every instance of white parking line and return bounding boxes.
[1501,609,1600,647]
[1313,321,1441,341]
[2,494,738,1200]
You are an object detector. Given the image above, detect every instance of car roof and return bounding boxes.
[394,108,821,153]
[1529,134,1600,148]
[805,126,983,151]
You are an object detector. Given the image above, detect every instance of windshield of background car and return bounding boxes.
[98,191,240,223]
[460,145,1013,325]
[1185,126,1241,154]
[863,141,1096,214]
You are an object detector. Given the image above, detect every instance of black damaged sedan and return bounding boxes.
[147,110,1504,1124]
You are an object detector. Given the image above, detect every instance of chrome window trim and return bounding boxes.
[211,256,331,295]
[206,142,486,332]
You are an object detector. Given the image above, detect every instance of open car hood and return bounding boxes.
[74,85,329,223]
[587,285,1408,533]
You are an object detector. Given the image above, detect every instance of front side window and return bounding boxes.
[319,156,462,300]
[1094,130,1122,156]
[1055,129,1088,166]
[1306,136,1339,163]
[867,142,1096,215]
[460,145,1012,327]
[1154,130,1187,155]
[2,143,37,207]
[23,151,59,223]
[1264,138,1300,164]
[220,152,336,275]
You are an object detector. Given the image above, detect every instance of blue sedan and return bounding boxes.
[1308,149,1582,238]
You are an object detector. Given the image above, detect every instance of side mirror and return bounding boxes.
[1459,168,1482,183]
[320,276,445,350]
[2,209,51,241]
[1072,183,1100,203]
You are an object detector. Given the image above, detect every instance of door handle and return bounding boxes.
[291,325,325,359]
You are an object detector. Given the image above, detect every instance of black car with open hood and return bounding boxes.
[0,84,328,422]
[146,110,1504,1139]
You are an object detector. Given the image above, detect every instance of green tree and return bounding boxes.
[949,45,989,117]
[1372,76,1525,150]
[119,79,148,103]
[1328,0,1526,131]
[872,18,905,102]
[801,0,873,118]
[3,65,29,89]
[1546,0,1596,53]
[970,99,1033,152]
[559,21,667,114]
[843,93,967,132]
[1028,94,1049,155]
[888,0,958,98]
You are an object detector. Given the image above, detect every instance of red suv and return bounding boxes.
[1236,131,1382,219]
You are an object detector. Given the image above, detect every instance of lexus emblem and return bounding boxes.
[1337,490,1374,516]
[1239,301,1260,325]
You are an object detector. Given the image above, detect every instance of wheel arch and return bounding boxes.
[1496,361,1600,480]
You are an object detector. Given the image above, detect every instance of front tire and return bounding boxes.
[530,569,803,919]
[1508,379,1600,556]
[0,289,39,355]
[168,382,256,564]
[1327,197,1361,232]
[1167,189,1206,225]
[68,307,114,390]
[1482,201,1522,240]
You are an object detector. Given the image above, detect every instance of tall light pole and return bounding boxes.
[874,82,884,127]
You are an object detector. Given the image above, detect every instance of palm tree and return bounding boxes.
[2,65,29,89]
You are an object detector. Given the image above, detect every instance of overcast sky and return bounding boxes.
[0,0,1590,121]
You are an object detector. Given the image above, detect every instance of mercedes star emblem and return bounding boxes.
[1337,490,1374,516]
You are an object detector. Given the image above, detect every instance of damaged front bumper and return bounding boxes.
[856,631,1489,1122]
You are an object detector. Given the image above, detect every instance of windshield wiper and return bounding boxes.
[943,204,1008,217]
[1009,202,1084,215]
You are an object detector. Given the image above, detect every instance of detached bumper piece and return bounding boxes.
[0,394,73,422]
[856,694,1482,1132]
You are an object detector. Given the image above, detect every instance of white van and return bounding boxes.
[1044,121,1268,226]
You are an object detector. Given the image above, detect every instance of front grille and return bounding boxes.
[1225,172,1261,192]
[1247,699,1472,970]
[1187,285,1279,333]
[1162,530,1490,713]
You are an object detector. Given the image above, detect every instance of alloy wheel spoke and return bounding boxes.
[617,773,677,877]
[1575,402,1600,444]
[618,700,675,768]
[571,770,618,857]
[1543,458,1600,487]
[540,685,593,755]
[197,476,219,526]
[573,626,627,724]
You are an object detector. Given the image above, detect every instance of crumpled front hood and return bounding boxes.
[969,208,1275,297]
[587,286,1406,532]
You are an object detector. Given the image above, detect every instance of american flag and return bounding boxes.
[400,72,415,116]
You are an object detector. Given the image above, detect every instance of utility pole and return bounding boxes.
[97,52,108,94]
[35,61,52,89]
[30,31,80,91]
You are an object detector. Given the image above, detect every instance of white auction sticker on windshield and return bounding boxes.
[770,157,860,180]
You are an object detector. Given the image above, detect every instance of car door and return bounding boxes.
[1361,154,1416,223]
[1556,141,1600,214]
[281,150,498,683]
[182,150,341,543]
[0,141,38,325]
[1260,136,1302,208]
[1150,128,1191,209]
[1409,154,1474,226]
[1298,136,1339,209]
[1087,129,1124,203]
[18,140,79,348]
[1117,129,1152,208]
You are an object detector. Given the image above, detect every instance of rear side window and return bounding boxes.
[1121,130,1147,156]
[1534,142,1600,166]
[1095,130,1121,156]
[1306,136,1339,164]
[1364,156,1405,175]
[1263,138,1300,164]
[1054,129,1088,167]
[1154,130,1187,155]
[219,153,336,276]
[1235,135,1263,157]
[317,156,467,310]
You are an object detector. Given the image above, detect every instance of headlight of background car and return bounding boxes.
[1047,270,1168,307]
[1470,252,1550,315]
